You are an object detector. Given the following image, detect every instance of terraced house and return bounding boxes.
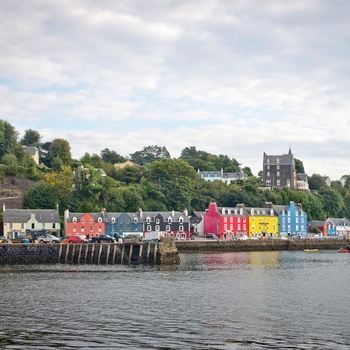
[2,205,61,239]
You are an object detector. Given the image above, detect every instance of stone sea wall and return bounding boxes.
[175,239,348,253]
[0,241,180,265]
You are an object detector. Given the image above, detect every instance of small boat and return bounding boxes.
[338,247,349,253]
[304,249,318,252]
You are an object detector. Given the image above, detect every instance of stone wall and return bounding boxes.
[0,242,177,265]
[175,239,347,253]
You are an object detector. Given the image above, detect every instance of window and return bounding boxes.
[166,225,171,231]
[277,171,280,177]
[90,226,93,232]
[267,172,270,177]
[73,226,76,232]
[81,226,85,232]
[120,219,123,224]
[9,223,13,229]
[126,219,129,224]
[147,225,151,231]
[111,217,115,224]
[267,165,270,170]
[21,223,24,229]
[156,219,160,224]
[277,165,280,170]
[82,219,85,223]
[98,226,102,232]
[90,219,93,223]
[224,217,227,222]
[267,159,270,164]
[146,217,151,224]
[266,180,271,186]
[276,158,280,164]
[155,225,160,231]
[214,172,218,177]
[31,223,34,229]
[73,217,77,223]
[134,218,138,223]
[179,217,183,224]
[179,226,183,232]
[52,223,56,229]
[276,180,280,186]
[134,227,138,231]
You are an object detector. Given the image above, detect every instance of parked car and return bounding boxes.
[205,234,219,240]
[36,234,61,243]
[90,235,116,243]
[67,235,88,243]
[12,235,33,243]
[0,236,10,243]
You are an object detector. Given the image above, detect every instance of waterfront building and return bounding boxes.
[307,220,328,236]
[136,209,191,240]
[64,210,105,238]
[326,217,350,237]
[272,202,308,237]
[244,204,278,238]
[2,205,61,239]
[104,211,143,238]
[190,211,205,236]
[263,148,297,189]
[198,169,247,185]
[204,202,248,239]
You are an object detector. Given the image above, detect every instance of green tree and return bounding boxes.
[46,139,72,167]
[308,174,327,191]
[20,129,42,146]
[130,145,171,166]
[0,119,18,158]
[319,187,345,218]
[294,158,305,174]
[23,182,59,209]
[100,148,126,164]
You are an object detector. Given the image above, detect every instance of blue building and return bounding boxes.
[272,202,308,237]
[104,211,144,238]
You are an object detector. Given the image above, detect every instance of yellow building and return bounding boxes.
[246,206,278,238]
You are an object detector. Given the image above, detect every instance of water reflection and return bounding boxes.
[0,250,349,349]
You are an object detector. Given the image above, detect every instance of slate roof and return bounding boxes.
[326,218,350,225]
[65,212,104,223]
[24,146,38,156]
[3,209,60,223]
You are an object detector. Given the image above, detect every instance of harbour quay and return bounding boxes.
[175,238,348,253]
[0,239,180,265]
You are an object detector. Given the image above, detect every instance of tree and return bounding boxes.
[130,145,171,166]
[20,129,42,146]
[23,182,59,209]
[294,158,305,174]
[100,148,126,164]
[46,138,72,167]
[0,119,18,158]
[308,174,327,191]
[319,187,345,218]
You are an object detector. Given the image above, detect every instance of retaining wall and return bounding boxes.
[175,239,348,253]
[0,242,179,265]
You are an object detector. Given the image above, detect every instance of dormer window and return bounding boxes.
[168,217,172,223]
[82,219,85,223]
[72,217,77,223]
[146,217,151,224]
[179,217,183,224]
[111,217,115,224]
[134,218,138,223]
[90,219,93,223]
[98,217,102,223]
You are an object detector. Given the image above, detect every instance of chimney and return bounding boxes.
[2,203,5,212]
[138,208,143,218]
[184,208,188,216]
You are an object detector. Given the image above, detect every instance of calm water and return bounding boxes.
[0,250,349,350]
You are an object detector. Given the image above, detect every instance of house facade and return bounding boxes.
[273,202,308,237]
[326,218,350,237]
[2,206,61,239]
[204,202,248,239]
[245,205,278,238]
[307,220,328,236]
[138,209,191,240]
[104,211,144,237]
[263,148,297,189]
[64,210,105,238]
[198,169,247,185]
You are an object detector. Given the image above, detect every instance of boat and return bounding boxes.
[338,247,349,253]
[304,249,318,252]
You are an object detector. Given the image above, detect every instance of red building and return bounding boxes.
[64,211,105,238]
[204,202,249,239]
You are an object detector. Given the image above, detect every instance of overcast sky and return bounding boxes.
[1,1,349,180]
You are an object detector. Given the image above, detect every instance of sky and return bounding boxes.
[1,0,350,180]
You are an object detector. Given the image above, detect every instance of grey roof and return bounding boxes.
[25,146,38,156]
[308,221,325,226]
[326,218,350,225]
[65,212,104,223]
[263,149,294,165]
[297,173,308,182]
[3,209,59,223]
